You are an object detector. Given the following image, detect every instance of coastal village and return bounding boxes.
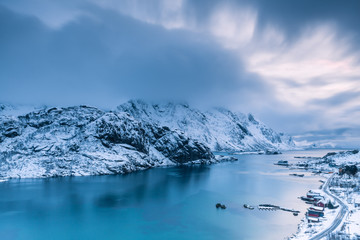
[286,150,360,239]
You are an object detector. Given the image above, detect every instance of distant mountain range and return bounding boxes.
[0,100,295,178]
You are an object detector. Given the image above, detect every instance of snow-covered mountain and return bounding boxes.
[322,150,360,165]
[0,105,216,179]
[118,100,295,152]
[0,100,294,179]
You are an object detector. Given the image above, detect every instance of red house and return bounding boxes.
[307,207,324,217]
[315,200,326,208]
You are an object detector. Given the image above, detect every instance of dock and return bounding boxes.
[256,204,300,214]
[280,207,300,214]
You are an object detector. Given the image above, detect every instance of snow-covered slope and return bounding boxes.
[0,105,215,179]
[323,150,360,165]
[117,100,295,152]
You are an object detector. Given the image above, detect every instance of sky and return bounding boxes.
[1,0,360,147]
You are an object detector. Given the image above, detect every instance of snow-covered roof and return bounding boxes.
[307,216,319,221]
[310,206,324,211]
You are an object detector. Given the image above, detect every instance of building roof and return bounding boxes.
[307,216,319,221]
[310,206,324,211]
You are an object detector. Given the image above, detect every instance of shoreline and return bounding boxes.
[286,150,360,239]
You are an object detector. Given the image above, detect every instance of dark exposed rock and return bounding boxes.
[237,123,252,137]
[153,133,213,164]
[265,150,282,155]
[323,152,337,159]
[351,149,359,154]
[0,117,23,138]
[93,112,148,153]
[339,165,358,176]
[215,203,226,209]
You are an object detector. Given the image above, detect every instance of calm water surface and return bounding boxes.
[0,150,336,240]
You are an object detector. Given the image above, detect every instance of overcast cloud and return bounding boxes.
[1,0,360,147]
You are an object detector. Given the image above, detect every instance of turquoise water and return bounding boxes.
[0,150,331,240]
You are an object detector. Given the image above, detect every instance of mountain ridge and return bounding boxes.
[117,99,295,152]
[0,100,295,179]
[0,105,215,179]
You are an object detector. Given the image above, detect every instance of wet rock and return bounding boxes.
[216,203,226,209]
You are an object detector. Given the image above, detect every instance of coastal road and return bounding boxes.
[309,174,348,240]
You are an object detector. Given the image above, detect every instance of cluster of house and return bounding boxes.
[300,190,338,223]
[328,173,360,208]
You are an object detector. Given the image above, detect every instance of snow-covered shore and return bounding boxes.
[289,150,360,240]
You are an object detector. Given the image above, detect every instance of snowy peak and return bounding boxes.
[117,100,295,152]
[0,104,215,178]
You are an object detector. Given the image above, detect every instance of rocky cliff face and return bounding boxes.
[117,100,295,152]
[0,105,214,178]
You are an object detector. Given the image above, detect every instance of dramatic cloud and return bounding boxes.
[1,0,360,146]
[0,4,263,108]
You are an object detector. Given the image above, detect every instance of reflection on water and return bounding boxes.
[0,150,331,240]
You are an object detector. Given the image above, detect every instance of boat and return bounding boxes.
[243,204,254,210]
[274,160,289,166]
[289,173,304,177]
[300,196,315,201]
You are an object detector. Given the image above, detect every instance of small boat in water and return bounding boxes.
[290,173,304,177]
[274,160,289,166]
[243,204,254,210]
